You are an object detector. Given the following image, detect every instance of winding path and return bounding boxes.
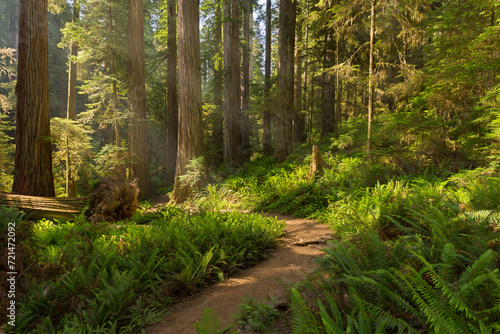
[146,213,333,334]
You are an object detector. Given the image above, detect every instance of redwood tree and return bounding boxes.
[12,0,55,197]
[171,0,204,202]
[263,0,273,155]
[165,0,178,186]
[223,0,242,168]
[275,0,297,160]
[128,0,151,199]
[66,0,80,197]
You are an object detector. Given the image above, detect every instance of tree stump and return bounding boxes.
[309,145,330,179]
[87,177,140,223]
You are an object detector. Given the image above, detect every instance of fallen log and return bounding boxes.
[0,192,89,220]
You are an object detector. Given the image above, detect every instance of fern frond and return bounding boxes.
[290,287,320,334]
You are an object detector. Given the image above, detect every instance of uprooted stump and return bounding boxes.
[87,177,140,223]
[309,145,330,179]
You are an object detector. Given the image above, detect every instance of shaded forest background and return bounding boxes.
[0,0,499,199]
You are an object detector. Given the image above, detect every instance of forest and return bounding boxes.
[1,0,500,332]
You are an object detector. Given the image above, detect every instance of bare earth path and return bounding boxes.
[146,212,333,334]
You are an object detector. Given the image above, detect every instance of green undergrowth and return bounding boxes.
[193,153,500,333]
[0,206,284,333]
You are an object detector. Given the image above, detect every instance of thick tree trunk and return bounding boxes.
[66,0,79,197]
[165,0,178,186]
[223,0,242,168]
[263,0,272,156]
[213,2,224,165]
[171,0,204,203]
[12,0,55,197]
[240,0,251,162]
[367,0,376,156]
[128,0,151,199]
[275,0,296,160]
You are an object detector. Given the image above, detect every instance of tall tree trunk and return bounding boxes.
[13,0,55,197]
[66,0,79,197]
[171,0,204,203]
[367,0,376,157]
[109,1,125,180]
[240,0,251,162]
[213,0,224,165]
[320,32,335,137]
[335,33,342,139]
[303,0,310,144]
[275,0,296,160]
[165,0,178,186]
[294,11,304,144]
[9,0,20,53]
[263,0,272,156]
[128,0,151,199]
[223,0,242,168]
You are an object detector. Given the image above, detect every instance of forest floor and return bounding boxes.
[146,198,333,334]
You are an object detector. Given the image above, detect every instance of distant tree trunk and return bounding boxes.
[275,0,296,160]
[66,0,80,197]
[109,0,125,180]
[294,12,305,144]
[223,0,242,168]
[303,0,310,144]
[165,0,178,186]
[320,33,335,137]
[171,0,204,203]
[367,0,376,156]
[13,0,55,197]
[263,0,272,156]
[9,0,19,52]
[128,0,151,199]
[213,1,224,164]
[240,0,251,162]
[335,33,342,138]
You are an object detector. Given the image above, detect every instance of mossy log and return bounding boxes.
[0,192,89,220]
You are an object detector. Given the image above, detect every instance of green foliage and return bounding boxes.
[16,208,284,333]
[234,296,280,333]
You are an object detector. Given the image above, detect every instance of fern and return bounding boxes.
[290,287,320,334]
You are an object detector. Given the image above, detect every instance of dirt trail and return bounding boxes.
[146,212,332,334]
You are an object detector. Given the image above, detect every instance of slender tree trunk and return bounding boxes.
[294,11,304,144]
[171,0,204,202]
[128,0,151,199]
[108,1,125,180]
[213,1,224,164]
[240,0,251,162]
[66,0,79,197]
[320,32,335,137]
[335,33,342,139]
[13,0,55,197]
[275,0,296,160]
[165,0,178,185]
[367,0,376,156]
[223,0,242,168]
[303,0,309,144]
[263,0,272,155]
[9,0,19,52]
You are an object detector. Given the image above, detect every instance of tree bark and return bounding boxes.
[12,0,55,197]
[223,0,242,168]
[294,11,305,145]
[263,0,272,156]
[128,0,151,199]
[171,0,204,203]
[275,0,296,160]
[165,0,178,186]
[66,0,79,197]
[240,0,251,162]
[320,32,335,137]
[335,33,342,139]
[367,0,376,157]
[213,1,224,164]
